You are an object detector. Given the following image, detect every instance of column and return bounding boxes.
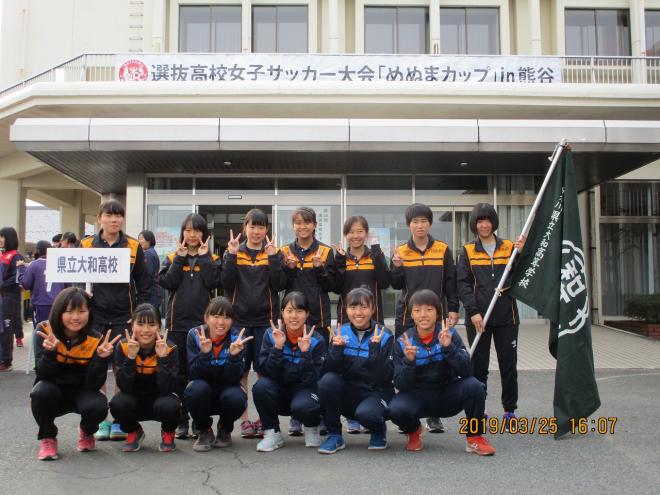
[430,0,440,54]
[329,0,340,53]
[0,179,26,247]
[60,191,85,237]
[242,0,253,53]
[529,0,542,55]
[125,172,145,238]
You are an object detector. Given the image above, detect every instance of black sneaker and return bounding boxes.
[175,419,189,439]
[426,417,445,433]
[193,428,214,452]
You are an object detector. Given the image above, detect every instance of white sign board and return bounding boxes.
[116,54,562,84]
[46,248,131,284]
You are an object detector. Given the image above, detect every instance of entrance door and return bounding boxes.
[429,206,473,257]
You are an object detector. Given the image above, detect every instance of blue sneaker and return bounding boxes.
[346,419,361,434]
[110,422,127,441]
[94,420,112,441]
[318,434,345,454]
[368,427,387,450]
[502,411,517,432]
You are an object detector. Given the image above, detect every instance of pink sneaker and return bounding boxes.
[77,428,96,452]
[38,438,58,460]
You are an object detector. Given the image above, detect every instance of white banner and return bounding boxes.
[116,54,562,84]
[46,248,131,284]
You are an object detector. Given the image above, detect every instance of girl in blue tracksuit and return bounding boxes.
[252,291,326,452]
[388,289,495,456]
[318,287,394,454]
[184,296,252,452]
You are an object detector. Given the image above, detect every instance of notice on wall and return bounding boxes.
[116,53,562,84]
[46,248,131,283]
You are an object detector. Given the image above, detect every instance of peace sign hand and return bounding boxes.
[176,240,188,257]
[332,242,346,257]
[36,329,59,353]
[285,253,298,270]
[198,238,210,257]
[312,247,324,268]
[227,229,242,255]
[124,328,139,359]
[370,324,384,344]
[265,235,278,256]
[155,329,170,358]
[438,319,452,348]
[298,325,313,353]
[229,328,254,356]
[270,320,286,350]
[97,330,122,359]
[402,333,418,363]
[195,327,212,354]
[328,324,346,347]
[392,250,403,268]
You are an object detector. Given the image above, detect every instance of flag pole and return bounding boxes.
[468,139,568,357]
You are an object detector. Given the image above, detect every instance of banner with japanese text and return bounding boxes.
[116,54,562,84]
[45,248,131,283]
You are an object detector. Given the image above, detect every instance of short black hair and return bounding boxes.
[469,203,499,236]
[0,226,19,251]
[180,213,209,243]
[61,232,77,245]
[205,296,234,318]
[48,287,92,341]
[281,291,310,313]
[405,203,433,226]
[345,287,375,308]
[138,230,156,247]
[343,216,369,236]
[52,234,62,244]
[98,199,125,217]
[409,289,442,316]
[244,208,269,228]
[35,240,51,259]
[291,207,316,224]
[131,303,161,327]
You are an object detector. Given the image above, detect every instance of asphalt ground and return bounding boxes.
[1,367,659,495]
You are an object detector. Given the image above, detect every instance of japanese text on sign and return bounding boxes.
[46,248,131,283]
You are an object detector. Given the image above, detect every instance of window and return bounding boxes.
[179,5,242,53]
[565,9,630,56]
[440,8,499,55]
[252,6,308,53]
[365,7,428,54]
[646,10,660,56]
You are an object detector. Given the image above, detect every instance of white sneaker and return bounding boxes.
[304,425,321,447]
[256,429,284,452]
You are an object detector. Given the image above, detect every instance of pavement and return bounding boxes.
[1,322,659,495]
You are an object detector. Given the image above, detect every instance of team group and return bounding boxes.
[22,198,525,460]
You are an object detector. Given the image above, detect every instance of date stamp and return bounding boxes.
[458,416,618,435]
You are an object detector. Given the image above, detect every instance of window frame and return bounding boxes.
[564,8,632,57]
[251,4,309,53]
[178,4,243,53]
[363,5,430,54]
[439,6,501,55]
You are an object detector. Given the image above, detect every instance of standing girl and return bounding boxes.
[138,230,162,309]
[0,226,24,370]
[221,208,287,438]
[253,291,326,452]
[31,287,118,460]
[159,213,222,438]
[111,303,180,452]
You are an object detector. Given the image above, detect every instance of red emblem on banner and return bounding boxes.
[118,59,149,81]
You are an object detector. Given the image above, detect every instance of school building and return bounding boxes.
[0,0,658,322]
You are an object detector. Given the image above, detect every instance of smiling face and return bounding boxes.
[245,222,268,247]
[205,313,233,339]
[346,300,374,330]
[345,222,368,251]
[476,218,493,239]
[183,221,203,248]
[281,302,309,333]
[98,211,124,236]
[411,303,437,333]
[132,318,160,347]
[292,214,316,243]
[61,302,90,336]
[409,216,431,241]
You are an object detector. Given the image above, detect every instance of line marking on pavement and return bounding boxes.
[596,371,660,382]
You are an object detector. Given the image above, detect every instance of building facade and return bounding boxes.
[1,0,659,321]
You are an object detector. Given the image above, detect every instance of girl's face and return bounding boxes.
[98,211,124,235]
[345,222,368,250]
[292,215,316,242]
[183,222,203,248]
[0,235,5,248]
[138,235,149,251]
[282,302,308,332]
[205,313,233,339]
[409,216,431,240]
[476,219,493,239]
[245,222,268,246]
[133,319,160,347]
[61,303,90,334]
[346,300,374,329]
[411,304,437,333]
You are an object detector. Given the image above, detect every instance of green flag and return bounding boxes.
[509,151,600,438]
